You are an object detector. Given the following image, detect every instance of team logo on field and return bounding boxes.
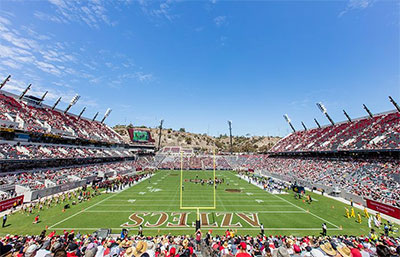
[120,212,260,228]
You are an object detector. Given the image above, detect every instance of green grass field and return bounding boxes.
[0,170,384,236]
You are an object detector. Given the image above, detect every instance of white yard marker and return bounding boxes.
[255,199,264,203]
[128,199,136,203]
[246,192,253,196]
[149,188,162,192]
[139,192,146,195]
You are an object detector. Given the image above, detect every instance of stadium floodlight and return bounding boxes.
[52,97,62,110]
[71,94,80,105]
[316,102,335,125]
[64,94,80,114]
[283,114,296,133]
[316,102,327,114]
[158,119,164,150]
[227,120,233,153]
[92,112,99,121]
[19,84,32,100]
[101,108,112,123]
[389,96,400,113]
[40,91,48,101]
[0,75,11,90]
[363,104,373,118]
[343,110,352,122]
[314,118,321,128]
[78,107,86,119]
[301,121,307,131]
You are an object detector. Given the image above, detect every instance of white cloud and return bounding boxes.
[113,72,155,86]
[1,31,40,50]
[134,72,154,82]
[0,44,31,58]
[34,11,66,24]
[339,0,374,17]
[138,0,177,21]
[43,0,118,28]
[35,61,63,76]
[22,26,52,41]
[214,16,227,27]
[1,60,21,69]
[0,9,155,114]
[48,0,68,9]
[0,17,11,26]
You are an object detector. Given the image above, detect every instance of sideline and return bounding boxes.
[48,174,153,229]
[237,174,340,229]
[261,174,400,225]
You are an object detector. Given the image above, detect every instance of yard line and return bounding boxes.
[96,204,294,207]
[112,195,284,199]
[85,210,306,213]
[51,227,342,231]
[102,199,284,202]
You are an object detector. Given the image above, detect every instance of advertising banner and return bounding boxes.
[0,195,24,212]
[366,198,400,219]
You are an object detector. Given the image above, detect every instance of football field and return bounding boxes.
[0,170,379,236]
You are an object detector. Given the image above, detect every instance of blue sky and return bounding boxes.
[0,0,398,137]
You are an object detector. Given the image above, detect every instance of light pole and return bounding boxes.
[228,120,233,153]
[283,114,296,133]
[158,119,164,151]
[389,96,400,113]
[316,102,335,125]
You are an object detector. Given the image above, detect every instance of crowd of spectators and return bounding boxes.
[270,111,400,152]
[0,161,140,191]
[205,232,400,257]
[0,93,124,144]
[0,143,133,160]
[259,157,400,208]
[157,156,232,170]
[0,229,398,257]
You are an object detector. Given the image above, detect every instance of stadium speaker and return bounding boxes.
[195,220,201,231]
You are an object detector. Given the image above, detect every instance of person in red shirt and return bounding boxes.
[225,229,231,238]
[195,229,202,251]
[236,242,251,257]
[33,215,40,224]
[168,247,179,257]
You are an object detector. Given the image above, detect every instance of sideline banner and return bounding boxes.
[366,199,400,219]
[0,195,24,212]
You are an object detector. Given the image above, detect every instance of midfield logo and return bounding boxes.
[120,212,260,228]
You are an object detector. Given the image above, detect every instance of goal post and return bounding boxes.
[179,149,216,210]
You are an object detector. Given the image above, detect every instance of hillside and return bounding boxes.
[113,125,281,153]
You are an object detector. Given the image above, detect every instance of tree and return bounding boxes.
[179,128,186,132]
